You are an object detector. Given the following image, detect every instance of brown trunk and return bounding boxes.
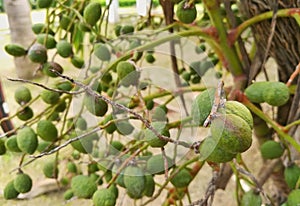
[4,0,38,79]
[240,1,300,204]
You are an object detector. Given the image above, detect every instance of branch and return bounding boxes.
[50,69,191,149]
[7,77,84,95]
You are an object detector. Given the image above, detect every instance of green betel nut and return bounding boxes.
[260,140,284,159]
[56,40,73,58]
[13,173,32,193]
[17,126,38,154]
[71,175,97,198]
[199,136,237,163]
[37,120,58,142]
[84,2,102,26]
[4,180,19,199]
[223,101,253,129]
[170,168,193,188]
[28,43,48,63]
[14,86,32,105]
[263,81,290,106]
[284,164,300,189]
[245,81,271,103]
[191,88,215,126]
[92,188,117,206]
[123,166,146,199]
[176,1,197,24]
[211,114,252,154]
[5,44,26,57]
[94,43,111,61]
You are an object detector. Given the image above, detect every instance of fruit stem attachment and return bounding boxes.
[241,93,300,152]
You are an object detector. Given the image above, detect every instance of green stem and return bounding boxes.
[284,119,300,132]
[234,8,300,41]
[202,0,244,77]
[103,29,215,74]
[242,96,300,152]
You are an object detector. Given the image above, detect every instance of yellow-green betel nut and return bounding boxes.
[14,86,32,105]
[56,81,73,91]
[92,188,117,206]
[284,164,300,189]
[14,173,32,193]
[94,43,111,61]
[71,55,85,68]
[191,88,216,126]
[36,34,56,49]
[224,101,253,129]
[146,154,173,175]
[211,114,252,154]
[176,1,197,24]
[28,43,48,63]
[17,106,34,121]
[43,161,59,178]
[37,141,52,152]
[37,120,58,142]
[5,135,22,152]
[116,120,134,135]
[56,40,73,58]
[5,44,26,57]
[63,189,74,200]
[4,180,19,199]
[287,189,300,206]
[244,81,271,103]
[71,175,97,198]
[260,140,284,159]
[120,25,134,35]
[170,168,192,188]
[69,131,94,154]
[37,0,53,8]
[84,94,108,117]
[0,139,6,155]
[123,166,146,199]
[112,164,125,188]
[17,126,38,154]
[84,2,102,26]
[241,190,262,206]
[144,122,170,148]
[116,61,138,87]
[263,81,290,106]
[199,136,236,163]
[42,61,63,77]
[41,90,60,105]
[143,173,155,197]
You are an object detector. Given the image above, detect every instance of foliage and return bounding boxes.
[2,0,300,205]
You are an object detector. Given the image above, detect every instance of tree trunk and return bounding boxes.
[240,1,300,204]
[4,0,38,79]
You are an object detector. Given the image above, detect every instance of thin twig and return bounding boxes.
[286,62,300,87]
[7,77,84,95]
[189,171,219,206]
[203,81,225,127]
[30,127,101,158]
[50,69,191,149]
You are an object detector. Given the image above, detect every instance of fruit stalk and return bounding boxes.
[202,0,244,78]
[241,94,300,152]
